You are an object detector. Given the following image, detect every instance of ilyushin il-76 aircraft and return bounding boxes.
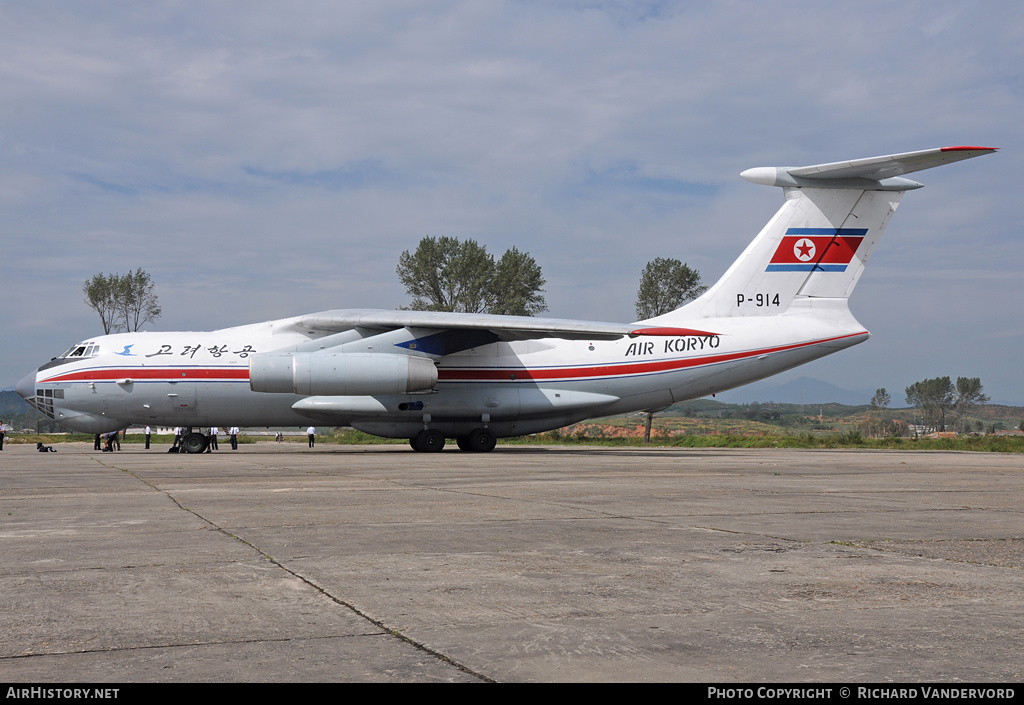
[17,146,995,453]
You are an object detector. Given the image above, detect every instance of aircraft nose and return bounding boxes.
[15,369,36,400]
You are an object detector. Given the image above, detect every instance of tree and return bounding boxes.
[397,237,493,313]
[490,246,547,316]
[905,377,954,432]
[118,268,162,332]
[954,377,987,432]
[869,388,891,409]
[83,269,162,333]
[634,257,707,441]
[397,236,546,315]
[866,388,892,438]
[954,376,989,422]
[635,257,707,320]
[83,273,121,334]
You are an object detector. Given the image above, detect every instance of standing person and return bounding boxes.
[229,426,239,450]
[307,426,316,448]
[207,426,218,452]
[144,425,151,449]
[0,420,6,451]
[94,434,101,451]
[114,430,121,451]
[173,427,181,451]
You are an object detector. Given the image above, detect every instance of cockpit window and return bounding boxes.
[60,343,99,358]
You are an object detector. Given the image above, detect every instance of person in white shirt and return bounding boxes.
[307,426,316,448]
[229,426,239,450]
[145,425,151,450]
[207,426,218,452]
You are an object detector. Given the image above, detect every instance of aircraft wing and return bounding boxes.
[294,309,717,342]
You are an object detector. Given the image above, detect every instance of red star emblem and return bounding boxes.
[794,238,815,261]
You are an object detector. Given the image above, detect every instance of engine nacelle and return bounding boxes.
[250,352,437,396]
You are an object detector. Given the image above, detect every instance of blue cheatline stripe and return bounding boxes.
[785,227,868,236]
[765,264,849,272]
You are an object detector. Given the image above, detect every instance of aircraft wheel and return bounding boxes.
[412,429,446,452]
[467,428,497,453]
[457,429,497,452]
[181,432,209,454]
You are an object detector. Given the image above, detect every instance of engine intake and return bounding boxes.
[250,352,437,396]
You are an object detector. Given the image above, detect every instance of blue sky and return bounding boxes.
[3,1,1022,403]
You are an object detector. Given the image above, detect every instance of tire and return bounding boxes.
[457,429,497,452]
[181,432,209,454]
[412,429,445,452]
[468,428,497,453]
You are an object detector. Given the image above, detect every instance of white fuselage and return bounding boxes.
[23,305,867,438]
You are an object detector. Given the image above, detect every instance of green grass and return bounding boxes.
[509,430,1024,452]
[319,429,407,445]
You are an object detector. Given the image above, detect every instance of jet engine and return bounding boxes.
[250,352,437,396]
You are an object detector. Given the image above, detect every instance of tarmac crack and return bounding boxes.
[92,457,496,683]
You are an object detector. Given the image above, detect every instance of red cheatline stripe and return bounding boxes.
[41,368,251,383]
[940,146,997,152]
[628,327,720,337]
[38,333,867,386]
[438,333,866,382]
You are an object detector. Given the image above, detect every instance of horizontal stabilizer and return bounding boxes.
[741,146,996,190]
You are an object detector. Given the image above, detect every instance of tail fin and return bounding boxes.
[653,146,996,321]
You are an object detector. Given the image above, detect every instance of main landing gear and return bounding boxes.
[410,428,445,452]
[410,427,497,453]
[456,428,497,453]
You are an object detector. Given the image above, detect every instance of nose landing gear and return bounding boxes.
[181,429,210,454]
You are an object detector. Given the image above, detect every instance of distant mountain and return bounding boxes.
[0,390,32,415]
[714,376,874,406]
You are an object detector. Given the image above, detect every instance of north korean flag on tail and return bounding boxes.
[766,228,867,272]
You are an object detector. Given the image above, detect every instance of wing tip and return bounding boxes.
[940,145,998,152]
